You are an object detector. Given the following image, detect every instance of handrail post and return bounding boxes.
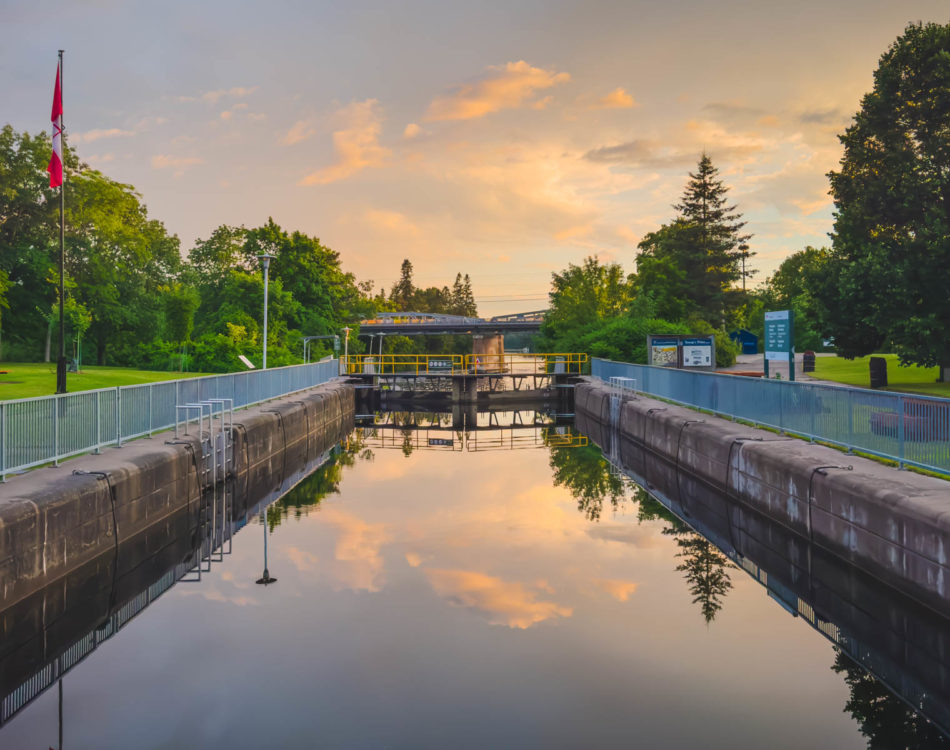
[148,383,153,437]
[1,402,6,482]
[116,387,122,447]
[53,394,60,466]
[898,393,905,469]
[95,390,102,454]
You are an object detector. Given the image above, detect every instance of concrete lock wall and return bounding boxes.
[0,380,355,610]
[576,378,950,613]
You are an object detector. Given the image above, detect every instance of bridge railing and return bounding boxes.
[0,359,339,481]
[592,357,950,476]
[466,353,588,374]
[343,354,466,375]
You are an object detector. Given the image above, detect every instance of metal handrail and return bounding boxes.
[592,357,950,476]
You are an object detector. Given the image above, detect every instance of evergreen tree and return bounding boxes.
[662,153,750,325]
[390,259,415,310]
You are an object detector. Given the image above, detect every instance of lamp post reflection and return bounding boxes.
[255,510,276,585]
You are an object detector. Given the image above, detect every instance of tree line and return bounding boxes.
[540,22,950,381]
[0,126,477,372]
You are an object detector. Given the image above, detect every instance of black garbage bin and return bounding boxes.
[802,350,816,373]
[869,356,887,388]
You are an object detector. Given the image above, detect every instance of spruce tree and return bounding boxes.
[672,153,751,324]
[390,259,415,310]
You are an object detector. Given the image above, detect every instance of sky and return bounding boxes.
[2,1,948,316]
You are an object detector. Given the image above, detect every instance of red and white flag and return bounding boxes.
[47,60,63,188]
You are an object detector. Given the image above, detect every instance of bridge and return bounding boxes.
[357,310,546,336]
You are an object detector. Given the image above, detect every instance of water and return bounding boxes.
[1,412,947,749]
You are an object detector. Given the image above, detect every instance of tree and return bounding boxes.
[640,154,750,326]
[391,258,415,309]
[548,443,626,521]
[538,257,631,351]
[674,535,734,623]
[756,247,829,351]
[831,651,950,747]
[162,283,200,370]
[818,22,950,380]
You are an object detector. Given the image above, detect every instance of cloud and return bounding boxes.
[363,209,419,237]
[403,122,423,139]
[202,86,257,103]
[85,153,115,164]
[220,110,233,120]
[71,128,134,144]
[425,60,570,121]
[798,107,846,125]
[425,568,572,629]
[320,507,390,592]
[299,99,391,185]
[286,546,319,573]
[283,120,317,145]
[595,87,636,109]
[596,578,639,602]
[702,101,766,120]
[584,124,765,169]
[151,154,204,177]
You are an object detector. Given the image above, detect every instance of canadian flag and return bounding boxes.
[47,61,63,188]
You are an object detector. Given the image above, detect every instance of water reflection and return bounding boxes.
[3,406,948,747]
[575,409,950,742]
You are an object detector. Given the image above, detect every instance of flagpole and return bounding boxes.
[56,50,66,394]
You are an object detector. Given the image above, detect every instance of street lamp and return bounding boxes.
[257,253,276,369]
[255,510,276,585]
[342,326,351,375]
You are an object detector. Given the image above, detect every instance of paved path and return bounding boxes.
[718,352,843,386]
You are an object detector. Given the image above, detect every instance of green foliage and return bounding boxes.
[633,155,751,328]
[816,22,950,376]
[548,443,626,521]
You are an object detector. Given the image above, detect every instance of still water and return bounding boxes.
[2,412,947,749]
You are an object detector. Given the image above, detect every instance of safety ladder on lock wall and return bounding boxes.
[174,399,235,581]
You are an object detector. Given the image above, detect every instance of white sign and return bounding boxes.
[238,354,256,369]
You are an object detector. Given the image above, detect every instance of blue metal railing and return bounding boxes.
[592,357,950,476]
[0,358,339,480]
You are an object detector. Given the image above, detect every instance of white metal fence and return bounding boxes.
[593,357,950,476]
[0,359,339,480]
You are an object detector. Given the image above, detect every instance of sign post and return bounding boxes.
[764,309,795,381]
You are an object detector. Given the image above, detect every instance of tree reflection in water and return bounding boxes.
[267,431,373,529]
[831,651,950,748]
[548,444,626,521]
[549,445,734,623]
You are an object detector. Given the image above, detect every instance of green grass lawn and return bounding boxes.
[812,354,950,397]
[0,362,207,400]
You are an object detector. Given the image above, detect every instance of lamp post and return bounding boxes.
[342,326,351,375]
[255,510,276,585]
[257,253,276,369]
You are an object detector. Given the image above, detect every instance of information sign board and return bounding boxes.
[764,310,793,361]
[650,338,679,367]
[681,338,713,367]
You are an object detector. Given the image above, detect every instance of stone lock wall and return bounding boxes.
[576,378,950,612]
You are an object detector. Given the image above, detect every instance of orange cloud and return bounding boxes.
[299,99,391,185]
[425,60,570,121]
[283,120,316,145]
[425,568,572,628]
[403,123,423,139]
[595,87,636,109]
[364,209,420,237]
[72,128,135,144]
[596,578,639,602]
[320,507,390,592]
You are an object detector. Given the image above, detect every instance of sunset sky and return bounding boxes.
[2,1,948,315]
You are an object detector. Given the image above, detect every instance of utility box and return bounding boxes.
[802,350,816,373]
[869,356,888,388]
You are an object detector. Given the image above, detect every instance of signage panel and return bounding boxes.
[681,338,713,367]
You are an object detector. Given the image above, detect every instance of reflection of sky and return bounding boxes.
[3,444,865,748]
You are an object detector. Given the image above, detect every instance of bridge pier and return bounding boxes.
[472,334,505,367]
